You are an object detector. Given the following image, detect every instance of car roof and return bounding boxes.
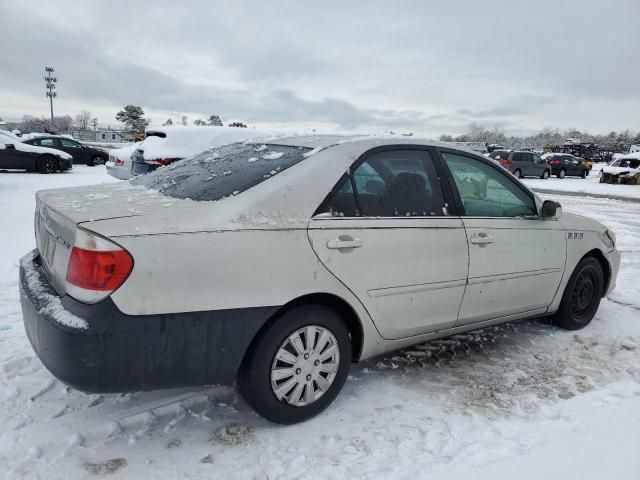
[620,152,640,160]
[254,134,473,154]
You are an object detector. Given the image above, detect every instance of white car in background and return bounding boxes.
[130,125,269,176]
[106,143,139,180]
[20,136,619,424]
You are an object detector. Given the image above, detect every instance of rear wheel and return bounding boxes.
[37,155,58,174]
[557,168,566,179]
[581,169,587,178]
[89,155,105,167]
[513,169,522,179]
[540,169,550,179]
[552,257,604,330]
[238,304,351,424]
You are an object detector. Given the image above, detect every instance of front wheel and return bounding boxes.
[581,169,587,179]
[540,169,550,179]
[37,155,58,174]
[552,257,604,330]
[238,304,352,424]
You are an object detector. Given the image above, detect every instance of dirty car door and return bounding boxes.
[308,148,469,340]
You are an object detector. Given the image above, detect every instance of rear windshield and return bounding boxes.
[132,143,311,201]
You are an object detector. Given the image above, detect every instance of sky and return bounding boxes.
[0,0,638,136]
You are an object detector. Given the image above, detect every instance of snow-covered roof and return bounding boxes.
[0,130,72,159]
[139,125,272,160]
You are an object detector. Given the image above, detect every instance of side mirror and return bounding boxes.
[5,143,15,150]
[541,200,561,219]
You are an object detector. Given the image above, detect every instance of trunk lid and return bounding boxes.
[34,182,178,295]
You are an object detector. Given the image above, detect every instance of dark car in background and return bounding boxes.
[489,150,551,179]
[23,136,108,166]
[542,153,589,178]
[0,131,73,173]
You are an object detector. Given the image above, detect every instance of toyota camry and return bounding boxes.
[20,136,620,424]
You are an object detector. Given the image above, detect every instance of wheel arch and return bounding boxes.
[582,248,611,297]
[247,293,365,363]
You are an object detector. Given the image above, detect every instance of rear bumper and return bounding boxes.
[106,162,131,180]
[19,250,276,393]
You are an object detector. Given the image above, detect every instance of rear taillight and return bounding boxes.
[66,229,133,303]
[146,158,174,166]
[115,158,124,166]
[550,160,560,166]
[499,159,512,165]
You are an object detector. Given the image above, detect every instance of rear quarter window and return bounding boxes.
[132,143,311,201]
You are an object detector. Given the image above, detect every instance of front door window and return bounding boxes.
[442,152,536,217]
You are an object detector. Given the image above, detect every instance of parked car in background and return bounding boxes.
[106,143,139,180]
[542,153,590,178]
[23,136,108,166]
[490,150,551,179]
[600,153,640,184]
[20,136,619,424]
[0,130,72,173]
[131,126,269,176]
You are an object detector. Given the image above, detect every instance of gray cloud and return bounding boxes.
[0,0,638,135]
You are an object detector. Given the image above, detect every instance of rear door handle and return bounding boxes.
[470,233,494,245]
[327,236,363,250]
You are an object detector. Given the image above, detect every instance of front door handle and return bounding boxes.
[470,233,494,245]
[327,235,363,250]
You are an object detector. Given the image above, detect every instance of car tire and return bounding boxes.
[513,169,521,178]
[237,303,352,424]
[551,257,604,330]
[557,168,566,179]
[581,169,587,178]
[37,155,58,174]
[89,155,106,167]
[540,169,550,179]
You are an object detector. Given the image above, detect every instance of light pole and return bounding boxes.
[44,66,57,126]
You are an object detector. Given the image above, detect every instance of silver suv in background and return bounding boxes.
[489,150,551,179]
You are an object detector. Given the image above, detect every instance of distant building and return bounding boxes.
[64,129,133,143]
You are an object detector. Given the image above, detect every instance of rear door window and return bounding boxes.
[319,149,446,217]
[132,143,311,201]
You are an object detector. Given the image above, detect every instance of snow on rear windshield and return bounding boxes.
[132,143,311,201]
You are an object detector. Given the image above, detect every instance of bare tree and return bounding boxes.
[90,117,99,130]
[181,115,188,126]
[74,110,92,130]
[193,119,206,126]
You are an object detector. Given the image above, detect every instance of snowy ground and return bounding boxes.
[1,166,639,479]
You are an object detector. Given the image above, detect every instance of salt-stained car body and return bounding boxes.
[20,136,620,424]
[106,143,139,180]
